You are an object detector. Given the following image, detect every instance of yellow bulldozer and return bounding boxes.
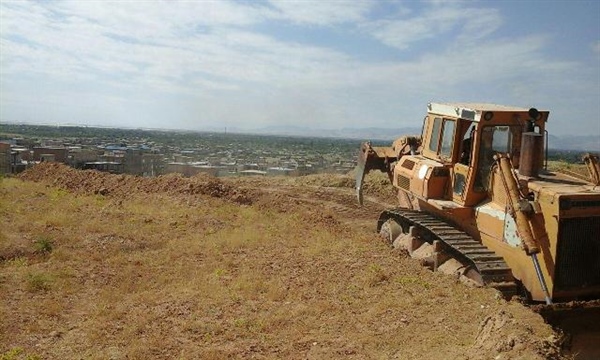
[356,103,600,304]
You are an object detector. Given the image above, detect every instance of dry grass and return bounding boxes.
[547,160,591,180]
[1,169,560,359]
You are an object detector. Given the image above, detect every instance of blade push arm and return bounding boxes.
[355,136,422,205]
[355,142,395,205]
[583,153,600,185]
[495,154,552,304]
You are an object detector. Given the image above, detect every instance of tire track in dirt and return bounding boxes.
[253,184,393,229]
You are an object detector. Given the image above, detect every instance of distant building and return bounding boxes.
[83,161,124,174]
[238,163,262,172]
[240,169,266,176]
[267,167,295,176]
[68,147,100,168]
[39,154,56,162]
[173,154,193,163]
[124,148,143,176]
[165,163,219,177]
[33,147,68,163]
[0,143,33,174]
[141,153,164,177]
[14,138,36,148]
[15,147,32,162]
[0,142,10,175]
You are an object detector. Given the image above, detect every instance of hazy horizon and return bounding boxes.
[3,120,599,153]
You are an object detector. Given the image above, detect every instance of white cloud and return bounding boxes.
[53,0,271,36]
[267,0,373,26]
[1,1,356,93]
[365,3,503,50]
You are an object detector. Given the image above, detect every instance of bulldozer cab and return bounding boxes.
[355,103,549,208]
[421,103,547,207]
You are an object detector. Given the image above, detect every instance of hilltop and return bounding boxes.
[1,163,562,359]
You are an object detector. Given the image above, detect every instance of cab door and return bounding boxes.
[452,124,488,207]
[452,163,470,202]
[452,120,474,203]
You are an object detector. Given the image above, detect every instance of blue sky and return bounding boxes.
[1,0,599,137]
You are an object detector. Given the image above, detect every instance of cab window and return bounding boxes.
[474,125,519,192]
[428,117,442,152]
[491,126,511,153]
[428,117,456,160]
[440,120,455,158]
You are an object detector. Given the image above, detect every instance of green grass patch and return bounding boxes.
[33,236,53,254]
[26,272,54,292]
[1,347,40,360]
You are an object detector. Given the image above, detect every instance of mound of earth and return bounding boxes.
[19,163,253,205]
[468,306,561,360]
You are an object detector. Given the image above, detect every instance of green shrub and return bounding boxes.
[33,237,53,254]
[26,273,53,292]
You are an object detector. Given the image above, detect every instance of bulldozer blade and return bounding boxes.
[533,300,600,357]
[532,299,600,314]
[355,141,372,206]
[355,141,397,206]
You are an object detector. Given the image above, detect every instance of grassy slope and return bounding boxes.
[0,167,559,359]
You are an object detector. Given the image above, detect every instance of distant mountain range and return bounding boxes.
[233,126,599,152]
[235,126,424,142]
[546,134,600,152]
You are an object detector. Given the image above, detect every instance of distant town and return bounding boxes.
[0,124,363,178]
[1,123,594,178]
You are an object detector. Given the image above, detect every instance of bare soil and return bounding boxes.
[0,163,569,359]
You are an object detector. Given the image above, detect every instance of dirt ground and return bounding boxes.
[1,163,569,359]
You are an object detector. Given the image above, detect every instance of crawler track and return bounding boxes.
[379,208,518,299]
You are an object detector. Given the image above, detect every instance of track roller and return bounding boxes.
[377,209,517,298]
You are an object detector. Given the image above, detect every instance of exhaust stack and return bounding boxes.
[519,108,543,178]
[519,132,543,177]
